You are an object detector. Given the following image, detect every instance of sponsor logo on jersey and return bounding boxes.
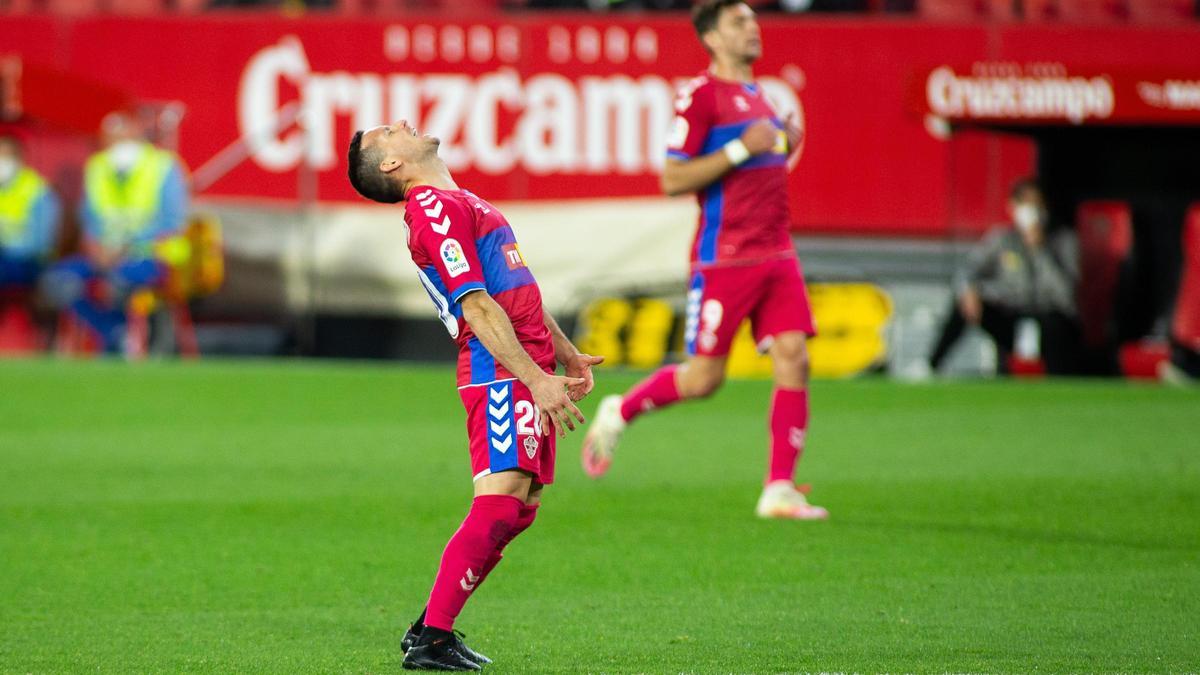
[734,95,750,112]
[502,243,526,270]
[441,238,471,277]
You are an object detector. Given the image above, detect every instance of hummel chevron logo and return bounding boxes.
[431,215,451,235]
[460,568,479,591]
[423,200,443,218]
[491,436,512,454]
[488,402,509,419]
[417,194,436,207]
[489,387,507,403]
[490,419,511,435]
[414,189,432,201]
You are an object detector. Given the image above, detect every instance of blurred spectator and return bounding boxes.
[0,133,60,292]
[927,179,1082,375]
[44,112,188,353]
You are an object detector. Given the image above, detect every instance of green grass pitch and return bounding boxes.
[1,359,1197,673]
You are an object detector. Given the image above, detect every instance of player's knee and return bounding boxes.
[515,504,538,534]
[772,337,810,384]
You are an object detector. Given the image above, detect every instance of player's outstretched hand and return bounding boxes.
[529,373,587,438]
[564,353,604,402]
[741,117,779,156]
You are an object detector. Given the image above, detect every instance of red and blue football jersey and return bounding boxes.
[404,186,556,387]
[666,73,794,268]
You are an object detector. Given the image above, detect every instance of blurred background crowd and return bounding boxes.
[3,0,1200,15]
[1,0,1198,383]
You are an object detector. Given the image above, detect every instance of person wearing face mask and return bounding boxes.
[0,133,60,292]
[927,178,1082,375]
[43,111,188,353]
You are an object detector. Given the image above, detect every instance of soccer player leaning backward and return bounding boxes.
[581,0,827,521]
[347,120,603,671]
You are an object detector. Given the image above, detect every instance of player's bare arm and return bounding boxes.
[460,290,585,437]
[660,117,777,196]
[543,308,604,401]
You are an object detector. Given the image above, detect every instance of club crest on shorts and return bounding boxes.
[523,435,538,459]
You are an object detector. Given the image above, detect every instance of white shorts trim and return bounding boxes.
[458,377,517,391]
[473,469,492,482]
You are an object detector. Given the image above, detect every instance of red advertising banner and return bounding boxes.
[1,15,1198,236]
[920,61,1200,126]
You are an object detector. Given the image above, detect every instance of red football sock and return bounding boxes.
[768,387,809,484]
[619,365,681,423]
[424,494,523,632]
[478,503,538,584]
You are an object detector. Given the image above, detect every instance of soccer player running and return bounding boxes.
[347,120,603,670]
[581,0,827,520]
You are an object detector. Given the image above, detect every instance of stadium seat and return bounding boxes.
[45,0,102,15]
[1118,339,1169,379]
[0,289,40,355]
[106,0,165,14]
[1171,203,1200,351]
[0,0,40,13]
[920,0,1020,20]
[1075,200,1133,351]
[1008,354,1046,377]
[1126,0,1196,22]
[125,213,224,360]
[1023,0,1129,21]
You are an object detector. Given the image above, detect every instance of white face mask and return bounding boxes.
[1013,203,1043,234]
[0,157,17,184]
[109,140,145,172]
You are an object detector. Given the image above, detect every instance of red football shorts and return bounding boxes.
[684,256,816,357]
[459,379,556,485]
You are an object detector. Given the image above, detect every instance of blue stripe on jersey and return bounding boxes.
[666,149,691,161]
[451,282,486,304]
[701,121,749,155]
[701,119,784,157]
[697,183,724,264]
[476,226,536,295]
[485,381,519,474]
[694,119,785,264]
[684,272,705,355]
[468,337,497,384]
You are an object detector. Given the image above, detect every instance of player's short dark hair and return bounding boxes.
[692,0,747,39]
[1009,177,1042,202]
[347,130,404,204]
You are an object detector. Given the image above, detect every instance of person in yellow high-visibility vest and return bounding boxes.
[0,133,60,290]
[44,112,189,353]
